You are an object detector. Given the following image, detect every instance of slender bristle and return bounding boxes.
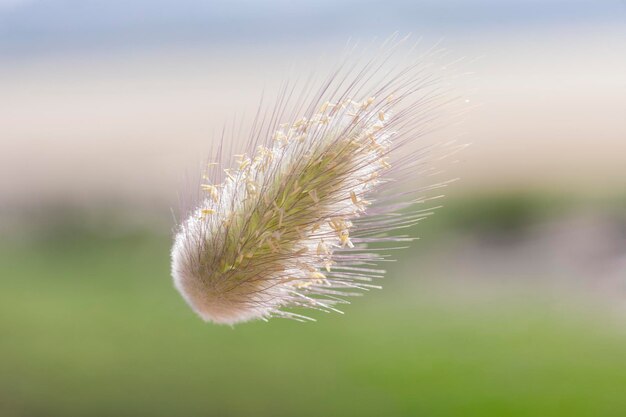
[171,38,463,325]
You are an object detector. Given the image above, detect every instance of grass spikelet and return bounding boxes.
[171,37,465,325]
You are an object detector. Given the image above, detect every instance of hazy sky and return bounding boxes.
[1,0,625,57]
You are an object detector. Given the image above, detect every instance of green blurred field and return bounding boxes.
[2,197,626,417]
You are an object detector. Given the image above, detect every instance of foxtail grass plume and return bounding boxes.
[172,38,464,325]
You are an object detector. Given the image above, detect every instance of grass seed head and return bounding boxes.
[171,38,464,325]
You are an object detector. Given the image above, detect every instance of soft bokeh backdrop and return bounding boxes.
[1,1,625,416]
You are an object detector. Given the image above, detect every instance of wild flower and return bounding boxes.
[171,39,464,324]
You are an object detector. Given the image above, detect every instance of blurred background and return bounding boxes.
[1,1,626,416]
